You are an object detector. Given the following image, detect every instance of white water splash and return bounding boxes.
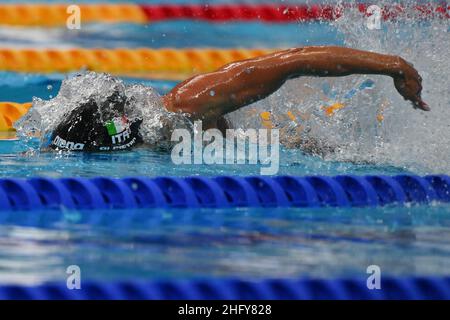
[328,1,450,174]
[14,72,191,150]
[15,72,126,142]
[228,1,449,174]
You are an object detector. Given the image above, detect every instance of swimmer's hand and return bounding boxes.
[393,58,429,111]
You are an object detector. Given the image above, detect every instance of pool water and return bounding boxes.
[0,124,409,179]
[1,204,450,285]
[0,0,449,287]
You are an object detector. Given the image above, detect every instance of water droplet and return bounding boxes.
[210,90,215,96]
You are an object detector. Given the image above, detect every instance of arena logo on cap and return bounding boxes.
[105,116,132,144]
[52,135,85,150]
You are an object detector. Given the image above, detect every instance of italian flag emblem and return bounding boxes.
[105,116,129,136]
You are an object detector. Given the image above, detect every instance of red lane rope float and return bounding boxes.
[141,3,449,22]
[140,4,339,22]
[356,3,450,21]
[0,3,447,26]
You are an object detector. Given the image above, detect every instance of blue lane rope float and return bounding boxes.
[0,175,449,211]
[0,275,449,300]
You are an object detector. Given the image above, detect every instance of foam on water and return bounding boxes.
[228,1,449,174]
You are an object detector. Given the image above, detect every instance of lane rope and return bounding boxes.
[1,275,449,299]
[0,3,447,26]
[0,175,448,211]
[0,48,276,76]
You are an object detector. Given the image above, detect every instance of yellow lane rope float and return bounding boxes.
[0,102,31,132]
[0,48,276,79]
[0,4,148,27]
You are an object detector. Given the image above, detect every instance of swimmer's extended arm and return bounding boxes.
[163,46,428,123]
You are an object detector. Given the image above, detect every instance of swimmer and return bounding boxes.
[47,46,427,152]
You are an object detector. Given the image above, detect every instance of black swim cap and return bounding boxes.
[48,93,142,152]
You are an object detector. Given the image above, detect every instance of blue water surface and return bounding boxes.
[1,204,450,285]
[0,1,448,287]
